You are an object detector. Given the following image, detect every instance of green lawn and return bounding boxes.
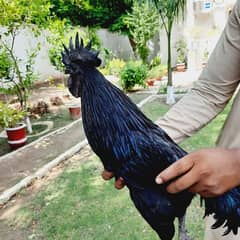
[8,97,231,240]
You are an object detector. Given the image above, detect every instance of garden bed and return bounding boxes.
[0,107,73,157]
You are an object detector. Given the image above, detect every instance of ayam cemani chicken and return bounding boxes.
[61,33,240,240]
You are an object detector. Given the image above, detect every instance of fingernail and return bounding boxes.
[156,177,163,184]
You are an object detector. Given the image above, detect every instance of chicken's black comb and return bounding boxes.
[61,32,100,67]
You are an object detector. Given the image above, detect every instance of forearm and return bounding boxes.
[157,1,240,143]
[156,88,225,143]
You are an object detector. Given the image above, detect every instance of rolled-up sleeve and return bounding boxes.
[156,0,240,143]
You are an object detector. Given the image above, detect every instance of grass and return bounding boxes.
[141,98,170,122]
[6,97,231,240]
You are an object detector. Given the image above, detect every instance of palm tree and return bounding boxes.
[153,0,186,104]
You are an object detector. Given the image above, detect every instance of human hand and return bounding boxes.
[101,170,126,190]
[155,148,240,197]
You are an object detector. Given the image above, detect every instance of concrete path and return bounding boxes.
[0,120,85,195]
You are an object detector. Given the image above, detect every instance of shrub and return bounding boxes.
[0,48,13,79]
[120,61,147,91]
[150,56,161,69]
[104,58,126,76]
[48,21,101,71]
[147,64,167,80]
[123,1,159,63]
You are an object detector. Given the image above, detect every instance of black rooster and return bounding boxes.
[62,34,240,240]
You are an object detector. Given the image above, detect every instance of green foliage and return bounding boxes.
[0,102,25,128]
[120,61,147,91]
[101,58,126,76]
[150,56,161,69]
[49,0,133,30]
[158,82,168,94]
[0,0,52,111]
[148,64,167,79]
[124,1,159,63]
[47,21,101,71]
[108,14,129,35]
[0,0,51,29]
[0,43,39,110]
[175,39,187,64]
[153,0,186,87]
[0,48,13,79]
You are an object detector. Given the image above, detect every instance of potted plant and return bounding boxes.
[68,104,81,120]
[0,102,27,150]
[175,39,188,72]
[146,79,155,86]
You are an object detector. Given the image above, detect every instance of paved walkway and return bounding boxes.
[0,120,85,195]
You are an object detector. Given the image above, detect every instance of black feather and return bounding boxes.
[75,32,80,49]
[86,39,92,50]
[69,37,74,50]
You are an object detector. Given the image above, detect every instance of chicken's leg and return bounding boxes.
[178,215,191,240]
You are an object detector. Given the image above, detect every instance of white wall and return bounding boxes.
[0,28,59,82]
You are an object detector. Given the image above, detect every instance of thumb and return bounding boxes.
[155,155,194,184]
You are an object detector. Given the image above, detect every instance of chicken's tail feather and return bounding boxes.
[204,187,240,235]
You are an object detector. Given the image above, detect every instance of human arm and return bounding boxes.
[102,0,240,191]
[155,148,240,197]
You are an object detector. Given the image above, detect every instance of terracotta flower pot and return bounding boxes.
[6,123,27,150]
[176,63,186,72]
[147,79,154,86]
[69,106,81,120]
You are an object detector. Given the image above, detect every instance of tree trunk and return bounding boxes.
[128,37,138,59]
[166,31,175,105]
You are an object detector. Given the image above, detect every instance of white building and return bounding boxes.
[184,0,236,70]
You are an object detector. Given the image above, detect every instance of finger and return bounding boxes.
[166,169,199,193]
[102,170,114,180]
[156,156,194,184]
[189,184,220,198]
[198,191,216,198]
[114,177,125,190]
[188,182,204,194]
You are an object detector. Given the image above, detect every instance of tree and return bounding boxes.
[49,0,133,29]
[47,20,101,72]
[124,1,159,63]
[153,0,186,104]
[0,0,51,132]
